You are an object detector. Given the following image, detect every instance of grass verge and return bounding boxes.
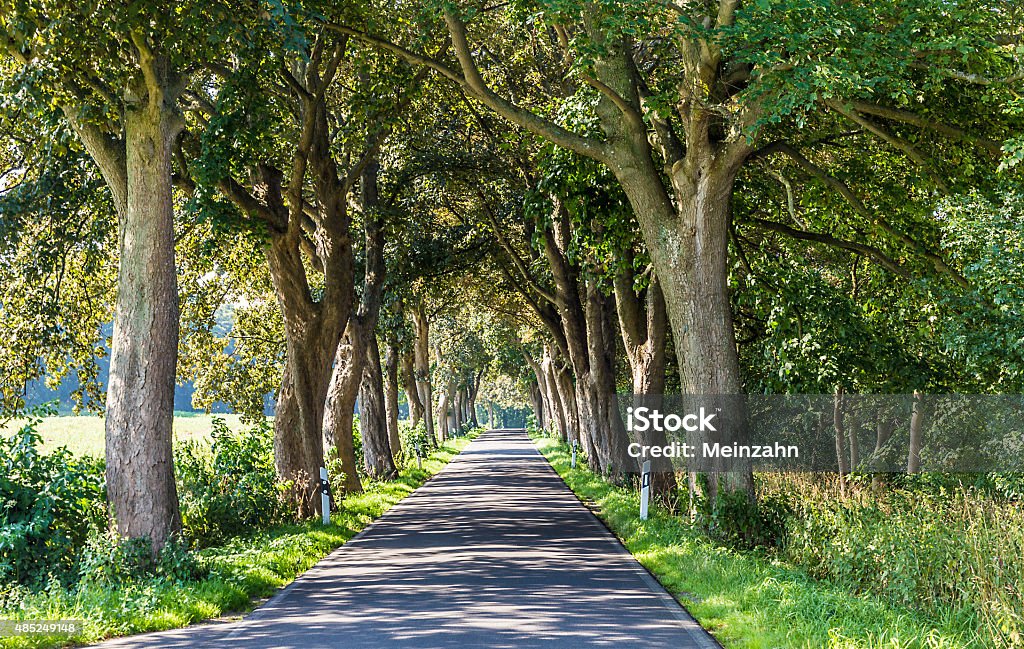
[532,434,985,649]
[0,434,476,649]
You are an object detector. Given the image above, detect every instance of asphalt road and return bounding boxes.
[94,429,719,648]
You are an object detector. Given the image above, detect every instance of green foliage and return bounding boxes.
[698,487,790,552]
[0,120,115,414]
[398,420,430,455]
[0,407,106,586]
[175,418,288,547]
[534,434,989,648]
[0,436,475,649]
[77,532,202,588]
[769,474,1023,647]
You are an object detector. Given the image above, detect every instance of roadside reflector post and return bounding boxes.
[320,467,331,526]
[571,439,578,469]
[415,443,422,469]
[640,460,651,521]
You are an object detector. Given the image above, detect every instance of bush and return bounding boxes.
[398,420,430,457]
[0,408,107,586]
[696,484,790,551]
[175,418,288,547]
[77,531,203,587]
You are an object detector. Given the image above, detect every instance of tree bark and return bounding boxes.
[102,89,184,552]
[907,391,924,473]
[412,305,435,445]
[322,154,388,493]
[542,349,569,442]
[401,348,425,427]
[383,343,403,460]
[360,336,397,479]
[614,262,676,494]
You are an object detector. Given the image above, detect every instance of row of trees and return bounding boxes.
[2,0,1022,551]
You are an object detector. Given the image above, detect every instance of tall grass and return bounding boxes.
[534,433,1018,649]
[761,474,1024,647]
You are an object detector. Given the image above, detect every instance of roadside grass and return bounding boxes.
[532,434,985,649]
[0,414,250,457]
[0,434,475,649]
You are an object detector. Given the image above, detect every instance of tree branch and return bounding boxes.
[755,141,969,288]
[842,99,1004,155]
[827,100,952,193]
[750,217,912,279]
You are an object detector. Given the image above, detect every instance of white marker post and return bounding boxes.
[319,467,330,526]
[415,443,422,469]
[571,439,578,469]
[640,460,652,521]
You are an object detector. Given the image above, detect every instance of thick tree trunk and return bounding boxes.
[615,149,755,502]
[323,334,364,493]
[585,282,635,479]
[103,100,183,551]
[383,343,402,460]
[265,220,343,514]
[272,338,331,516]
[360,337,397,479]
[614,265,676,494]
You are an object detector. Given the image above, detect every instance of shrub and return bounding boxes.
[398,420,430,457]
[696,484,790,551]
[77,531,203,587]
[175,418,288,546]
[0,407,107,586]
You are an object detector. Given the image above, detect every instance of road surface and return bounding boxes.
[94,429,719,648]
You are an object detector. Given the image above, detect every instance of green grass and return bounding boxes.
[0,414,251,457]
[0,433,476,649]
[531,434,986,649]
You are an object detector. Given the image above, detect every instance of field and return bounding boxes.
[0,413,250,457]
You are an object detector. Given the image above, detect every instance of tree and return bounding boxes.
[336,0,1020,501]
[1,0,258,549]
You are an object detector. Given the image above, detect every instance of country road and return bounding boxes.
[93,429,719,648]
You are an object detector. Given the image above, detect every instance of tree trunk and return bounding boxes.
[834,388,849,495]
[872,413,896,489]
[453,386,465,433]
[585,281,635,480]
[383,343,402,460]
[542,350,569,442]
[528,382,545,432]
[615,149,755,502]
[401,349,424,427]
[103,98,183,551]
[614,263,676,494]
[323,334,364,494]
[907,391,924,473]
[847,406,860,470]
[412,306,435,445]
[360,336,397,479]
[552,360,580,446]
